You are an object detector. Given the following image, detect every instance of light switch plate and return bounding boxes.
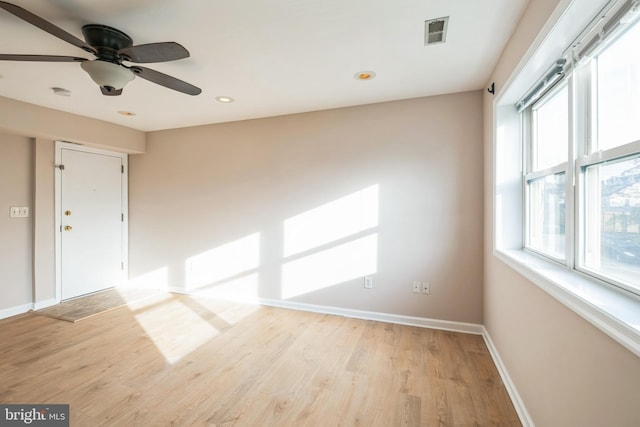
[10,207,29,218]
[364,276,373,289]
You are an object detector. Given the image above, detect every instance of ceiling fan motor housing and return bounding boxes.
[82,24,133,63]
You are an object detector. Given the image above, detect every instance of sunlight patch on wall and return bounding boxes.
[134,297,219,364]
[283,185,378,257]
[185,233,260,290]
[281,234,378,299]
[125,266,169,289]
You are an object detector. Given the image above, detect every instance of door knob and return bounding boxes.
[64,225,72,231]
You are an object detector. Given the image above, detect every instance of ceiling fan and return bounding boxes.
[0,1,201,96]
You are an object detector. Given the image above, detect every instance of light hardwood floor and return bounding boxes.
[0,293,520,426]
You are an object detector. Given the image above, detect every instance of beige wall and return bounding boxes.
[130,92,484,322]
[0,99,145,312]
[0,96,145,154]
[484,1,640,426]
[33,139,56,304]
[0,133,34,310]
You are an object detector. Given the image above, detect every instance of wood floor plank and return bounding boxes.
[0,293,521,426]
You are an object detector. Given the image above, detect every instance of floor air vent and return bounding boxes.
[424,17,449,45]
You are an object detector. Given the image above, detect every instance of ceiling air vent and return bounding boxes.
[424,17,449,45]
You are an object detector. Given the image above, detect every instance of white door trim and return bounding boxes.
[54,141,129,302]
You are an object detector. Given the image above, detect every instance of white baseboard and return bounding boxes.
[172,288,484,335]
[0,303,32,320]
[32,298,59,310]
[482,326,534,427]
[259,298,485,334]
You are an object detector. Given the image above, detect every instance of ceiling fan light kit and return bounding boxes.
[81,60,134,90]
[80,59,135,90]
[0,1,201,97]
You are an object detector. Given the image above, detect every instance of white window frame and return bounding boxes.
[493,0,640,357]
[523,80,571,263]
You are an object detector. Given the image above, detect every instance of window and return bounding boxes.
[531,84,569,170]
[520,1,640,295]
[525,84,569,260]
[494,0,640,357]
[581,156,640,288]
[595,19,640,151]
[527,173,567,259]
[578,10,640,294]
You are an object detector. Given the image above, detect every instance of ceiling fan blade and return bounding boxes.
[0,1,96,54]
[119,42,189,63]
[131,66,201,96]
[0,54,86,62]
[100,87,122,96]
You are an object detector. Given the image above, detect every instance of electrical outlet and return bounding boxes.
[10,207,29,218]
[364,276,373,289]
[412,281,421,293]
[422,282,431,295]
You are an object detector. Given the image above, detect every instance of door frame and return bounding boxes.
[54,141,129,302]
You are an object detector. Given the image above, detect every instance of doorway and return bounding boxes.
[55,142,128,301]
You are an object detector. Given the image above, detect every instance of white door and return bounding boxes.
[58,144,127,300]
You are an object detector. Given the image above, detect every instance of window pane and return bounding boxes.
[528,173,566,259]
[583,157,640,290]
[596,20,640,151]
[532,85,568,170]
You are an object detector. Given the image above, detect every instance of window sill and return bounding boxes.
[495,248,640,357]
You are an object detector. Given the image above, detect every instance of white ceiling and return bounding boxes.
[0,0,528,132]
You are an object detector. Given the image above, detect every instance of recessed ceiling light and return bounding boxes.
[215,96,234,103]
[354,71,376,81]
[117,110,136,116]
[52,87,71,96]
